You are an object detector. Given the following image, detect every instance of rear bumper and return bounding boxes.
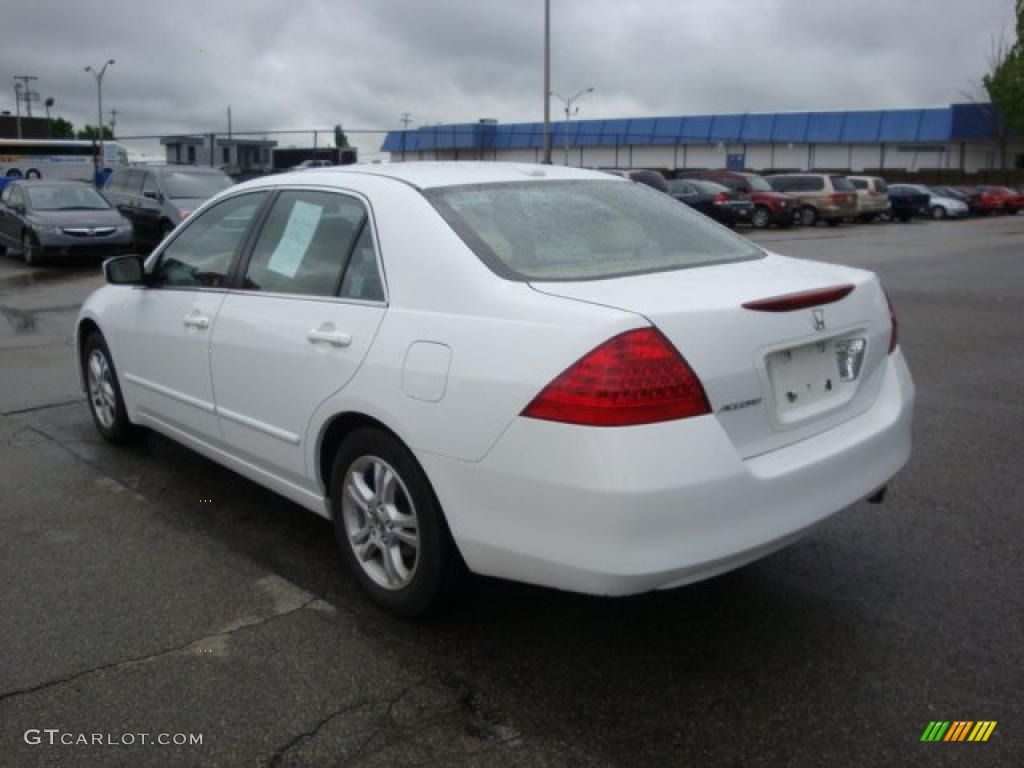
[420,349,914,596]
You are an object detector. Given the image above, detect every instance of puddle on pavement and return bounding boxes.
[0,267,100,293]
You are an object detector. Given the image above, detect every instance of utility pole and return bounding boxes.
[13,75,39,117]
[13,82,22,139]
[109,108,117,137]
[542,0,552,164]
[45,97,54,137]
[400,112,412,129]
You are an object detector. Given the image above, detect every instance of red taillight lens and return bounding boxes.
[713,193,729,204]
[742,284,854,312]
[884,289,898,354]
[521,328,711,427]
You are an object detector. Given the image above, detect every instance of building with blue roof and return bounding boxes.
[381,103,1021,174]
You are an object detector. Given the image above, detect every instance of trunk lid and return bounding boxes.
[531,252,891,458]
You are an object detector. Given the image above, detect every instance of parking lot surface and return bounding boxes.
[1,216,1022,767]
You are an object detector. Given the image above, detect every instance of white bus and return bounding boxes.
[0,139,128,181]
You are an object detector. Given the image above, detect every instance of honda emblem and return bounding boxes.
[812,309,826,331]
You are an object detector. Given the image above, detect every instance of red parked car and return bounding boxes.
[974,186,1023,214]
[675,170,799,228]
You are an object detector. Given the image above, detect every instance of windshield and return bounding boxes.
[746,176,774,192]
[25,185,110,211]
[426,180,763,282]
[163,172,233,199]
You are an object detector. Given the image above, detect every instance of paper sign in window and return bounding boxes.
[267,200,322,278]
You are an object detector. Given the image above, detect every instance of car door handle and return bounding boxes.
[183,312,210,329]
[307,326,352,348]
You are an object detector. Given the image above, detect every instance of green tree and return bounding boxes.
[334,124,350,148]
[980,1,1024,167]
[76,125,113,140]
[49,117,75,139]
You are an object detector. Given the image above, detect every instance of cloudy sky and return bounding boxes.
[2,0,1017,159]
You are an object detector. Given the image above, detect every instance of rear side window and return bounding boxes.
[427,180,762,282]
[830,176,855,192]
[243,190,373,298]
[849,179,867,190]
[874,178,888,193]
[769,176,794,192]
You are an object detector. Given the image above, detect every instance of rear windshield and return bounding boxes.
[162,171,233,199]
[874,178,888,192]
[426,180,763,282]
[744,175,774,192]
[830,176,855,192]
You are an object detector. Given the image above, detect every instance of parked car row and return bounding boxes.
[0,165,236,264]
[611,168,1022,229]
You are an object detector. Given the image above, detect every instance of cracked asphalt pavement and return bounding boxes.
[1,216,1022,767]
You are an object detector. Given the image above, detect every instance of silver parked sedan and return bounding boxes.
[0,180,134,265]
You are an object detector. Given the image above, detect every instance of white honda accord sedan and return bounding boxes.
[77,163,914,616]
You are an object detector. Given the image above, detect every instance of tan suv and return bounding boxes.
[847,176,892,222]
[766,173,858,226]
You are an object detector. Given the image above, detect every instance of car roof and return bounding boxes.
[259,162,623,191]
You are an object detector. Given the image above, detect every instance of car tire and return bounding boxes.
[5,169,22,178]
[25,169,41,179]
[21,231,42,266]
[330,426,463,617]
[897,214,912,223]
[826,218,841,227]
[82,332,139,444]
[800,206,818,226]
[751,206,771,229]
[931,205,946,220]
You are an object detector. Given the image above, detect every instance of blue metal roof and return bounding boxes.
[381,104,1001,152]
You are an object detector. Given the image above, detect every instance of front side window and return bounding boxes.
[242,190,368,297]
[142,173,159,199]
[427,180,762,282]
[123,170,144,196]
[151,192,267,288]
[747,175,774,192]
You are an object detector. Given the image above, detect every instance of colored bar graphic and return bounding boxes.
[921,721,996,743]
[921,721,950,742]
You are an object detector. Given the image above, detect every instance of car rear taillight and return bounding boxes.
[713,193,729,204]
[521,328,710,427]
[884,289,899,354]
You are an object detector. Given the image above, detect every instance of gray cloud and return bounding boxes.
[1,0,1015,160]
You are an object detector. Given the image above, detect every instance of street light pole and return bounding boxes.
[84,59,115,178]
[542,0,552,164]
[550,87,593,166]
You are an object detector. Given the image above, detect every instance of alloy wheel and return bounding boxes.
[341,455,420,590]
[87,349,117,430]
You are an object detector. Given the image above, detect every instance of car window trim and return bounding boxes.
[144,189,273,292]
[226,184,388,305]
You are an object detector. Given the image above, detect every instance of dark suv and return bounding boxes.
[103,165,234,250]
[676,170,798,228]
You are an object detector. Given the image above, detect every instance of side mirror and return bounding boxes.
[103,254,146,285]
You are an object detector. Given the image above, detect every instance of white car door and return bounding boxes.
[117,191,269,445]
[209,189,386,487]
